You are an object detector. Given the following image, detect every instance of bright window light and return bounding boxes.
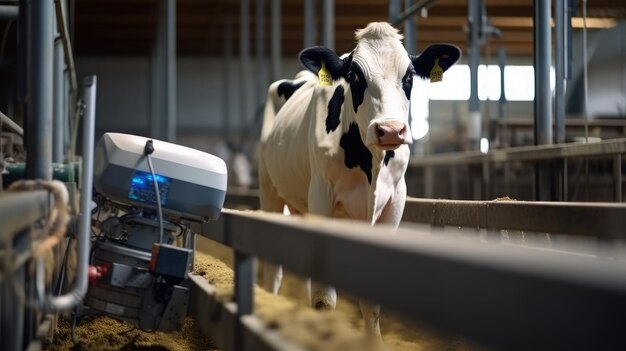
[425,64,555,102]
[504,66,535,101]
[428,65,470,100]
[410,78,430,140]
[478,65,501,101]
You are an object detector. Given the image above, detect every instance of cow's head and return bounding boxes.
[299,22,460,150]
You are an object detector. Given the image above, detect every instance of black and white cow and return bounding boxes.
[258,22,460,336]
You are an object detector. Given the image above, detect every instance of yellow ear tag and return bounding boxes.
[430,57,443,83]
[318,61,333,86]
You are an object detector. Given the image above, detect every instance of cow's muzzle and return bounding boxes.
[366,120,412,149]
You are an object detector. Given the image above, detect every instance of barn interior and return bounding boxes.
[1,1,626,351]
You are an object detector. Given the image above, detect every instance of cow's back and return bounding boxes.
[259,72,316,213]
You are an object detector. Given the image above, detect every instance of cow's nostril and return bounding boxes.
[399,125,406,136]
[376,125,385,138]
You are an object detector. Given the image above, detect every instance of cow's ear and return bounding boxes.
[299,46,347,79]
[410,44,461,80]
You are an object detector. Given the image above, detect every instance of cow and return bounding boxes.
[258,22,460,336]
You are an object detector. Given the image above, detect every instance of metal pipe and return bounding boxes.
[0,5,18,19]
[270,0,281,80]
[53,0,78,158]
[53,32,64,162]
[322,0,334,50]
[255,0,266,107]
[240,0,250,128]
[17,0,27,111]
[392,0,436,27]
[533,0,552,146]
[389,0,400,23]
[164,0,176,142]
[498,47,506,121]
[43,76,96,311]
[403,0,416,55]
[467,0,481,150]
[555,0,566,144]
[0,110,23,135]
[150,25,162,139]
[303,0,314,47]
[223,17,233,140]
[533,0,553,201]
[26,0,53,180]
[234,250,254,351]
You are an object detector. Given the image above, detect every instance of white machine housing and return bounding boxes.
[94,132,227,221]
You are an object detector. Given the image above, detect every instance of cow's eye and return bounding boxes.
[347,71,358,83]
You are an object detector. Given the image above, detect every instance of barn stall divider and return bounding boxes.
[189,206,626,351]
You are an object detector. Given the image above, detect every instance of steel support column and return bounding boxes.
[26,0,53,180]
[389,0,400,23]
[152,0,177,142]
[322,0,334,50]
[52,30,65,163]
[223,18,233,140]
[270,0,281,80]
[304,0,315,47]
[164,0,176,142]
[403,0,416,55]
[467,0,481,151]
[534,0,552,145]
[234,250,254,351]
[555,0,567,144]
[239,0,250,128]
[255,0,266,107]
[533,0,553,201]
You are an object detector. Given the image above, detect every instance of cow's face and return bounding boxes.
[300,22,460,151]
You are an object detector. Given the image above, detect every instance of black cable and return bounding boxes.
[144,140,164,244]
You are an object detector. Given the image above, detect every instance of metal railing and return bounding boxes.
[191,208,626,351]
[223,190,626,239]
[406,138,626,202]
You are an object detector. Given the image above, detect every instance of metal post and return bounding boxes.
[164,0,176,142]
[255,0,266,107]
[389,0,400,23]
[614,154,622,202]
[304,0,315,48]
[270,0,281,81]
[151,4,164,139]
[467,0,481,151]
[533,0,553,201]
[240,0,250,129]
[234,250,254,351]
[403,0,416,55]
[0,5,18,19]
[223,18,233,140]
[322,0,334,50]
[53,29,65,163]
[498,47,506,120]
[26,0,53,180]
[43,76,96,311]
[17,0,28,111]
[555,0,567,144]
[534,0,552,146]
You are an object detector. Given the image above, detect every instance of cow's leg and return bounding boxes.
[359,300,381,337]
[259,160,285,294]
[361,179,407,336]
[306,175,337,310]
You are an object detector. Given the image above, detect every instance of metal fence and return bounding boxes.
[191,208,626,351]
[406,138,626,202]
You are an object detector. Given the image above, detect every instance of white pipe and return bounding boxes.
[42,76,96,311]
